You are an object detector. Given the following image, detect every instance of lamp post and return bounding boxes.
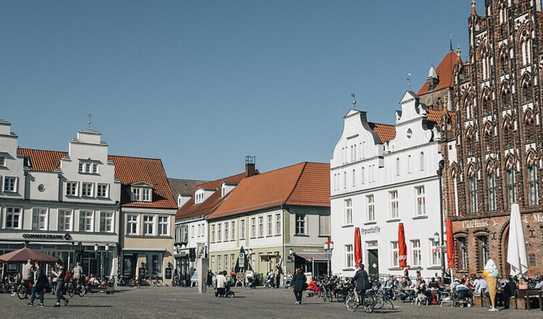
[323,239,334,277]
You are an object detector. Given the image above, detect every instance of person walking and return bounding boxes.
[29,266,48,307]
[353,264,370,306]
[292,268,307,305]
[72,262,83,285]
[215,271,227,297]
[21,259,34,297]
[52,261,69,307]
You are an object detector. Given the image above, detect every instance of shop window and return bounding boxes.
[476,235,490,271]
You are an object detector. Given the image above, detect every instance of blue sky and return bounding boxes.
[1,1,480,179]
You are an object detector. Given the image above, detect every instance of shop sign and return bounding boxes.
[360,226,380,235]
[462,220,489,229]
[22,233,72,241]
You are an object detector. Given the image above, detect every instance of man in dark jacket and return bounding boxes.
[353,264,370,306]
[292,268,307,305]
[29,266,48,307]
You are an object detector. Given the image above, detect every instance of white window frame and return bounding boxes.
[295,214,306,235]
[345,244,354,268]
[158,216,169,236]
[3,176,17,193]
[210,224,216,242]
[97,183,109,198]
[224,222,229,241]
[415,186,426,216]
[32,207,48,231]
[367,195,375,222]
[391,241,399,267]
[66,181,79,197]
[230,221,235,241]
[250,218,256,239]
[266,215,272,237]
[5,207,22,229]
[344,199,352,225]
[126,214,138,235]
[79,210,94,232]
[240,219,245,239]
[142,188,152,202]
[143,215,155,236]
[258,216,264,238]
[81,182,94,197]
[430,239,440,266]
[275,214,281,236]
[58,209,73,232]
[217,223,222,242]
[389,190,399,219]
[100,211,114,233]
[411,239,421,267]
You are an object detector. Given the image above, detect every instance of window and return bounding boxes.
[343,171,347,190]
[142,188,152,201]
[267,215,272,236]
[240,220,245,239]
[295,215,305,235]
[389,191,399,219]
[224,222,229,241]
[275,214,281,236]
[367,195,375,222]
[81,182,94,197]
[411,240,421,266]
[0,156,5,167]
[132,187,152,202]
[97,184,109,198]
[506,169,517,206]
[126,214,138,235]
[468,176,478,213]
[79,161,95,174]
[100,211,114,232]
[528,165,539,206]
[521,36,532,66]
[361,167,365,184]
[419,152,424,171]
[477,236,489,271]
[487,173,497,211]
[430,239,440,266]
[395,158,400,176]
[58,210,73,231]
[391,241,399,267]
[250,218,256,238]
[79,210,94,232]
[258,216,264,238]
[352,169,356,187]
[143,215,154,235]
[217,223,222,242]
[158,216,169,236]
[457,237,468,270]
[415,186,426,216]
[66,182,78,196]
[345,244,354,268]
[3,176,17,193]
[191,225,195,238]
[230,221,235,240]
[32,208,48,231]
[344,199,352,225]
[5,207,22,229]
[197,224,201,237]
[319,215,330,236]
[210,225,216,242]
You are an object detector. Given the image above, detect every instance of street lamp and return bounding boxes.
[323,239,334,277]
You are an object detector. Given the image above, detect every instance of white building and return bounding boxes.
[1,120,121,277]
[330,92,445,279]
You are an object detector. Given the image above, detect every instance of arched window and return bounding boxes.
[476,235,490,271]
[506,168,517,206]
[486,171,497,212]
[352,168,356,188]
[522,76,532,102]
[521,33,532,66]
[499,3,507,24]
[456,237,468,270]
[468,175,478,214]
[528,163,539,206]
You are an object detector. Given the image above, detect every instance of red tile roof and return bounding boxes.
[17,147,176,209]
[175,172,247,221]
[426,109,456,124]
[208,162,330,220]
[369,123,396,143]
[417,51,461,96]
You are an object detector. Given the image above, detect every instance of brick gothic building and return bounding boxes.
[442,0,543,277]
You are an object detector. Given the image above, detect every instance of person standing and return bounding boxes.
[292,268,307,305]
[29,266,48,307]
[215,271,227,297]
[72,262,83,285]
[21,259,34,296]
[353,264,370,306]
[52,261,69,307]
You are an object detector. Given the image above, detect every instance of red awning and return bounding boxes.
[446,219,455,269]
[354,227,362,267]
[398,223,407,269]
[0,247,58,263]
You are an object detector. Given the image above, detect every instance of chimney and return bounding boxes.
[245,155,257,177]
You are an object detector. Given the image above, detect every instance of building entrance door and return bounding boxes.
[367,249,379,281]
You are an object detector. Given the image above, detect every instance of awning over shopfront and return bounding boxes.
[0,247,58,263]
[294,253,328,262]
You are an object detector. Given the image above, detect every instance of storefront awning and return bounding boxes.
[294,253,328,262]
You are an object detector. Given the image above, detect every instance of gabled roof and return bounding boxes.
[426,109,457,125]
[168,178,207,197]
[175,172,247,221]
[417,51,461,96]
[208,162,330,220]
[369,122,396,143]
[17,147,176,209]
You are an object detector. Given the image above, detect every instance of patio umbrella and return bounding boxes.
[354,227,362,267]
[398,223,407,269]
[0,247,58,263]
[506,203,528,276]
[446,219,455,269]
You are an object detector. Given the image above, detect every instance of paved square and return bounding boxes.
[2,287,542,319]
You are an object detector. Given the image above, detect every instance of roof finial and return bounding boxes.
[471,0,477,16]
[406,73,412,90]
[351,93,357,107]
[88,113,92,129]
[449,34,453,51]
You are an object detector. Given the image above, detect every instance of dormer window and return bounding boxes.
[195,190,205,204]
[132,186,152,202]
[79,160,98,174]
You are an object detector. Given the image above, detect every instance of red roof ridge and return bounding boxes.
[108,154,163,161]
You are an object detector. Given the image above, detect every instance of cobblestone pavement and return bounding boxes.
[2,287,543,319]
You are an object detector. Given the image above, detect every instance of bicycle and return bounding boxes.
[345,288,376,313]
[16,282,30,300]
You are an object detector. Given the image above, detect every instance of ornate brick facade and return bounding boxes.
[443,0,543,277]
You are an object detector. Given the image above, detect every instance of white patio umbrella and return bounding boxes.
[506,203,528,276]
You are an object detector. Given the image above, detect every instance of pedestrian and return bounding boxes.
[215,271,227,297]
[353,264,370,306]
[207,270,214,287]
[21,259,34,296]
[29,266,48,307]
[52,261,69,307]
[292,267,307,305]
[72,262,83,285]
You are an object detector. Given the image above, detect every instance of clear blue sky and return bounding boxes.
[1,1,480,180]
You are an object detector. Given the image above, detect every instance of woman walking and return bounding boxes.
[52,261,69,307]
[292,268,307,305]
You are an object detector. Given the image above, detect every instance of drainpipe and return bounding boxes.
[438,160,446,277]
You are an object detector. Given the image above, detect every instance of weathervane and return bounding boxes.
[351,93,357,107]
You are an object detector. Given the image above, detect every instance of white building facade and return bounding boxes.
[330,92,445,279]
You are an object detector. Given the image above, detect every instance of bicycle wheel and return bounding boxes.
[345,293,358,312]
[16,285,26,300]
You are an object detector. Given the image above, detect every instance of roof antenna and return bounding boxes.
[406,73,412,90]
[88,113,93,130]
[351,93,357,107]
